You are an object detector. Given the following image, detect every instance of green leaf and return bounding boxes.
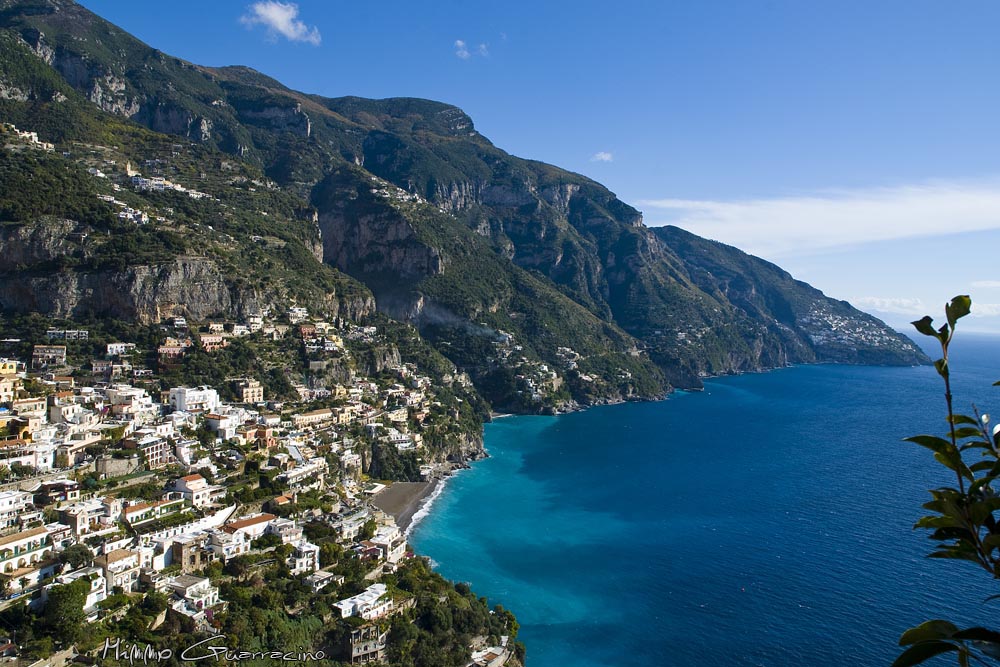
[968,497,1000,524]
[945,295,972,329]
[906,435,955,455]
[950,415,981,426]
[899,620,960,645]
[912,316,940,339]
[915,516,962,530]
[934,358,950,379]
[981,534,1000,555]
[892,640,958,666]
[951,627,1000,643]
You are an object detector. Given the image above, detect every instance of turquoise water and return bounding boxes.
[409,335,1000,666]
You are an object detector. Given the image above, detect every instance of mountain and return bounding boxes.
[0,0,928,411]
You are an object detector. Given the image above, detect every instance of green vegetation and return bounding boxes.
[40,578,89,647]
[893,296,1000,665]
[0,150,115,226]
[0,0,925,414]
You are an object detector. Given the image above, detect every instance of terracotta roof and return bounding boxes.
[100,548,137,565]
[181,474,204,482]
[299,409,332,418]
[125,501,154,514]
[0,526,47,548]
[222,513,276,534]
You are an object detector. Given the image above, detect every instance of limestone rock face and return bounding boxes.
[238,103,311,138]
[0,219,375,324]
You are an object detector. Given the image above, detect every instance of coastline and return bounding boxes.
[371,475,454,535]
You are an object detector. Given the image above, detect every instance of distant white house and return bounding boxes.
[168,386,220,413]
[334,583,393,620]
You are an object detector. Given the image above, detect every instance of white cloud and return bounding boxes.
[590,151,614,163]
[240,2,321,46]
[639,178,1000,259]
[971,303,1000,316]
[852,296,1000,319]
[972,280,1000,288]
[455,40,489,59]
[851,297,928,316]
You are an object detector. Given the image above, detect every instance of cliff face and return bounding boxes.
[313,169,444,295]
[0,191,375,326]
[0,257,229,323]
[0,0,929,410]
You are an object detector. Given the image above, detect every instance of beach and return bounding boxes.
[371,480,441,532]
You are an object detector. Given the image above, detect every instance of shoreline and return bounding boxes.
[371,474,456,535]
[402,475,450,537]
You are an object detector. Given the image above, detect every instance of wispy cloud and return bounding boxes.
[455,39,489,59]
[972,280,1000,288]
[240,2,321,46]
[853,296,1000,319]
[590,151,614,163]
[640,178,1000,259]
[852,297,928,316]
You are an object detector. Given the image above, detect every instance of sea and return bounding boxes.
[409,333,1000,667]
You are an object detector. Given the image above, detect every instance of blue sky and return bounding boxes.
[79,0,1000,333]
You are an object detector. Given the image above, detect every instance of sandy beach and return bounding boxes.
[371,480,439,532]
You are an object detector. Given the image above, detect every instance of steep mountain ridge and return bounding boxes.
[0,0,927,412]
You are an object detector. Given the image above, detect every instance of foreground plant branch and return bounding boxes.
[895,296,1000,666]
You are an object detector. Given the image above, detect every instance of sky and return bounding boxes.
[78,0,1000,333]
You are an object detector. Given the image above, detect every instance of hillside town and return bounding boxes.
[0,306,514,666]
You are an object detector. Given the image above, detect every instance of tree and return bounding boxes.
[142,590,169,614]
[895,295,1000,665]
[319,542,343,568]
[360,518,377,541]
[57,544,94,570]
[43,579,89,645]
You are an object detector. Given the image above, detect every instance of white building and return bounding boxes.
[106,343,137,357]
[220,513,275,541]
[265,518,303,545]
[59,497,121,537]
[94,549,141,592]
[304,570,343,592]
[208,529,250,562]
[46,566,107,619]
[277,458,328,492]
[287,540,320,575]
[104,385,159,424]
[0,526,55,591]
[0,491,33,531]
[168,386,220,414]
[370,525,407,564]
[334,583,393,620]
[168,575,225,631]
[168,474,224,508]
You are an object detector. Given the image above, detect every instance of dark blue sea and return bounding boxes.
[409,333,1000,666]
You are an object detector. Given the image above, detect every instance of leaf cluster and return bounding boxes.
[897,296,1000,666]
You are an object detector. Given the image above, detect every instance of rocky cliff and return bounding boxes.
[0,0,928,410]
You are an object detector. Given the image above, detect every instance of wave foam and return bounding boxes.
[405,473,454,538]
